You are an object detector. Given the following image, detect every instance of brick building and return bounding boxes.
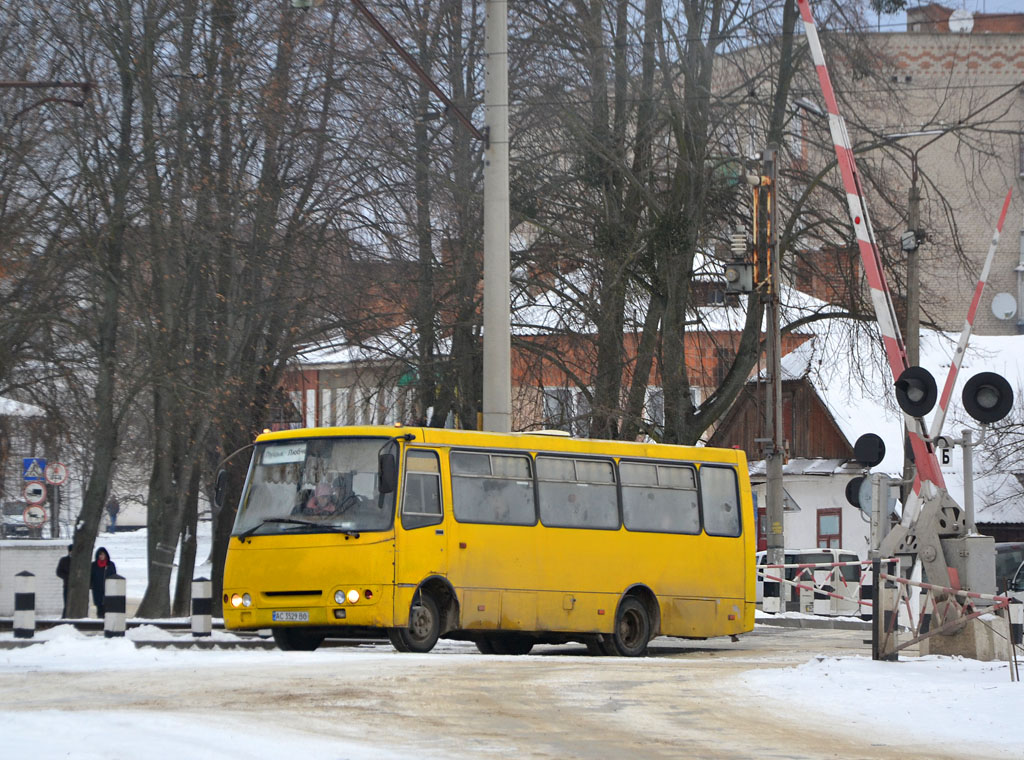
[877,4,1024,335]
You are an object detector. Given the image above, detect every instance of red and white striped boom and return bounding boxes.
[797,0,944,504]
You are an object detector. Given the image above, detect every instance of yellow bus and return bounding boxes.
[222,425,755,656]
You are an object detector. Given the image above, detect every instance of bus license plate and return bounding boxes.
[272,611,309,622]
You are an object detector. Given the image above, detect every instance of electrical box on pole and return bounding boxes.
[724,229,754,294]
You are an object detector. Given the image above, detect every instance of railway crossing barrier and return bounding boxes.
[758,558,880,617]
[872,565,1024,680]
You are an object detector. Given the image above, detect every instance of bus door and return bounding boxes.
[394,449,448,622]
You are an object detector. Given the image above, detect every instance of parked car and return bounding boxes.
[1,500,31,538]
[995,542,1024,594]
[756,548,863,616]
[1008,559,1024,602]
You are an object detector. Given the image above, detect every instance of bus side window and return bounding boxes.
[620,461,699,534]
[401,450,442,530]
[451,451,536,525]
[699,465,741,537]
[537,456,619,530]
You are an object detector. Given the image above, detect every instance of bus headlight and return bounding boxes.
[230,594,244,608]
[242,593,252,607]
[334,590,346,604]
[347,589,360,604]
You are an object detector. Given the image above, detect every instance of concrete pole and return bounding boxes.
[961,428,976,533]
[902,174,921,505]
[764,145,786,568]
[905,176,921,367]
[481,0,511,432]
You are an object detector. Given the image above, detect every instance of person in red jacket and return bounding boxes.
[90,547,117,617]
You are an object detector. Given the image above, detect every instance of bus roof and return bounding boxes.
[255,425,747,467]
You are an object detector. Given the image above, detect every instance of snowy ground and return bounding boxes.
[1,525,1021,758]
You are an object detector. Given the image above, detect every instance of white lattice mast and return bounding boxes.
[796,0,945,514]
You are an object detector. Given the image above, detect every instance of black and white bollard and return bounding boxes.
[1009,599,1022,647]
[859,564,873,621]
[14,571,36,639]
[919,589,932,636]
[813,569,831,616]
[191,577,212,638]
[762,571,782,614]
[103,574,126,638]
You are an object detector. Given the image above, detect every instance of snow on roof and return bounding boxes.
[774,324,1024,523]
[0,396,44,418]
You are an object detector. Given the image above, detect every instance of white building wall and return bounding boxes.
[754,474,873,559]
[0,541,66,616]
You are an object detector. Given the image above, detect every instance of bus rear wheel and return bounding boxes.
[611,597,651,657]
[388,593,440,653]
[272,628,325,651]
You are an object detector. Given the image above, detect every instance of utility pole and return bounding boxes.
[760,145,786,567]
[901,164,922,500]
[343,0,509,432]
[481,0,511,432]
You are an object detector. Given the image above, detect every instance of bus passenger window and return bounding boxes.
[620,461,699,534]
[537,456,619,530]
[402,450,442,530]
[451,451,536,525]
[699,466,741,537]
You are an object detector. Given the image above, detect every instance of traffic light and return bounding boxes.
[894,366,937,417]
[962,372,1013,424]
[845,433,886,513]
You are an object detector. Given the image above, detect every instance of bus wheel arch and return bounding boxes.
[612,586,659,657]
[418,576,459,635]
[388,577,458,653]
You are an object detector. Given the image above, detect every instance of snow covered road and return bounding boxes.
[1,623,1018,759]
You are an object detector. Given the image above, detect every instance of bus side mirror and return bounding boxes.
[214,469,228,510]
[378,451,398,495]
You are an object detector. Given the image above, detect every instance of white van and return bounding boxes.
[756,548,863,616]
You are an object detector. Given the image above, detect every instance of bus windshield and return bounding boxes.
[233,437,394,537]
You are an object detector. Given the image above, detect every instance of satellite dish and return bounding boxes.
[948,9,974,34]
[992,292,1017,321]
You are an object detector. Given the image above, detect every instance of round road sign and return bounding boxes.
[24,481,46,505]
[45,461,68,485]
[23,504,47,527]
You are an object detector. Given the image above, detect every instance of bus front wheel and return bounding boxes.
[388,593,440,653]
[611,597,651,657]
[272,627,325,652]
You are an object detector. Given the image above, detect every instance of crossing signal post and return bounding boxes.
[844,434,894,555]
[882,364,1015,595]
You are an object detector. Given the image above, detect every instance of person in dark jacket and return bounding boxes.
[55,544,73,617]
[90,547,117,617]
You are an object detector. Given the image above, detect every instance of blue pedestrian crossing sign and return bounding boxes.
[23,458,47,481]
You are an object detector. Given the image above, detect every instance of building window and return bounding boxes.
[645,386,665,434]
[305,389,316,428]
[542,386,590,436]
[817,508,841,549]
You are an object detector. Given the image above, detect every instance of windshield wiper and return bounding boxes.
[236,518,360,542]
